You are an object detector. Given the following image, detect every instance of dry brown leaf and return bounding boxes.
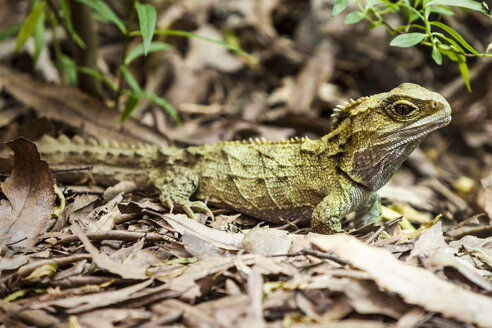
[102,180,137,201]
[291,320,391,328]
[77,308,152,328]
[395,308,427,328]
[160,213,243,252]
[0,68,169,144]
[163,254,257,298]
[304,275,408,319]
[343,280,409,319]
[72,225,148,280]
[449,235,492,269]
[53,193,99,232]
[480,175,492,219]
[242,226,292,256]
[223,0,280,38]
[242,270,266,328]
[86,205,120,233]
[406,221,449,265]
[0,137,55,248]
[0,254,31,272]
[311,234,492,327]
[187,25,244,73]
[287,41,334,114]
[0,299,62,328]
[29,278,153,313]
[423,250,492,292]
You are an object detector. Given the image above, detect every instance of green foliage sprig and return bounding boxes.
[333,0,492,91]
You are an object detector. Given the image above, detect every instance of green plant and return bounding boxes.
[333,0,492,91]
[2,0,253,122]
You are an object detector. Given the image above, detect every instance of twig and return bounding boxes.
[55,230,178,245]
[301,249,348,265]
[364,216,403,244]
[270,249,348,266]
[51,165,92,173]
[277,217,302,231]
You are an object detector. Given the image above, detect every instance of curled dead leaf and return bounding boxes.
[0,137,55,248]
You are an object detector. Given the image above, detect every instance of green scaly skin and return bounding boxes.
[36,83,451,234]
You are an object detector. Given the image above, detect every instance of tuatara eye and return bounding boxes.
[393,103,414,116]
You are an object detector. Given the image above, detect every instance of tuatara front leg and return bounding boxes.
[153,167,214,219]
[311,192,349,234]
[311,192,382,234]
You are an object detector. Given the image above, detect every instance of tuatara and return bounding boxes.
[36,83,451,233]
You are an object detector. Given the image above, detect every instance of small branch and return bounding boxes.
[54,230,178,245]
[301,249,348,265]
[270,249,348,266]
[51,165,92,173]
[114,1,137,110]
[364,216,403,244]
[45,0,74,46]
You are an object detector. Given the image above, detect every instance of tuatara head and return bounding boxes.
[333,83,452,190]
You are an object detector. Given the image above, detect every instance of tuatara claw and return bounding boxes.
[160,194,213,220]
[183,200,214,221]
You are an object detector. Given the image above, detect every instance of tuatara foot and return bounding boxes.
[311,194,348,234]
[161,194,214,220]
[311,216,345,234]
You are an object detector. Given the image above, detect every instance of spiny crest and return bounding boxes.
[330,96,369,125]
[38,134,156,151]
[217,136,310,146]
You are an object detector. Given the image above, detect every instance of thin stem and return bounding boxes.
[46,0,73,45]
[47,6,65,84]
[114,0,137,110]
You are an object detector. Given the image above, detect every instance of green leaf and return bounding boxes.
[427,0,483,12]
[390,33,427,47]
[121,95,140,122]
[75,0,126,33]
[0,23,22,43]
[33,10,45,68]
[60,55,77,86]
[59,0,86,48]
[399,2,426,21]
[4,288,45,302]
[135,2,156,56]
[77,66,116,90]
[377,0,400,11]
[431,45,443,65]
[457,56,471,92]
[120,66,142,95]
[332,0,349,16]
[430,21,480,56]
[432,32,466,54]
[365,0,384,9]
[125,41,173,64]
[15,1,46,52]
[344,11,366,24]
[428,6,455,15]
[142,91,181,124]
[440,48,458,61]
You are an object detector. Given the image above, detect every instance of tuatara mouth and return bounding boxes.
[428,114,452,130]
